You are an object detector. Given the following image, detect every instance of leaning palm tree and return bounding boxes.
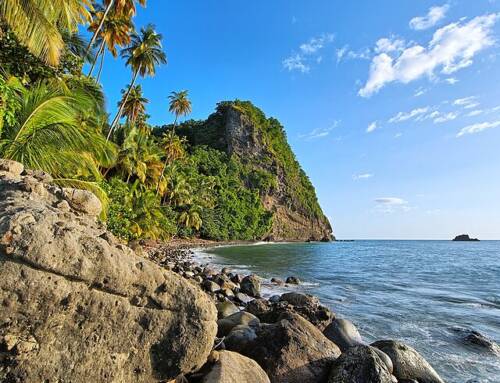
[155,130,186,194]
[168,90,192,131]
[120,85,148,124]
[87,5,133,77]
[0,0,92,65]
[85,0,146,56]
[107,24,166,139]
[0,77,115,180]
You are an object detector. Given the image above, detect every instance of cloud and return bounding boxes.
[457,120,500,137]
[414,87,427,97]
[394,132,403,138]
[375,37,405,54]
[337,45,371,63]
[410,4,450,30]
[366,121,378,133]
[433,111,458,123]
[374,197,411,213]
[353,173,374,180]
[467,109,483,117]
[360,14,499,97]
[445,77,459,85]
[389,107,429,123]
[299,121,340,140]
[453,96,480,109]
[283,33,334,73]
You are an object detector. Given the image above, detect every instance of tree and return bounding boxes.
[0,0,91,65]
[85,0,146,55]
[168,90,192,130]
[156,130,186,193]
[87,5,133,77]
[0,76,115,179]
[120,85,148,124]
[108,24,166,139]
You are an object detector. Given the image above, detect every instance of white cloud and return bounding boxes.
[374,197,411,213]
[433,111,458,123]
[394,132,403,138]
[337,45,371,63]
[454,96,477,106]
[360,14,499,97]
[366,121,378,133]
[353,173,374,180]
[467,109,484,117]
[445,77,459,85]
[457,120,500,137]
[375,37,405,54]
[283,33,334,73]
[410,4,450,30]
[414,87,427,97]
[299,121,339,140]
[389,107,429,123]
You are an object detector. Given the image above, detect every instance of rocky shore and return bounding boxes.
[0,159,447,383]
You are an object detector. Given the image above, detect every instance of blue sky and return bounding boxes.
[90,0,500,239]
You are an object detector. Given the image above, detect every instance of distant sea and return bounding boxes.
[195,240,500,383]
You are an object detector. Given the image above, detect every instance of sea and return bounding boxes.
[194,240,500,383]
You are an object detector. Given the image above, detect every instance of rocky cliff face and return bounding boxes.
[0,160,217,382]
[182,101,334,241]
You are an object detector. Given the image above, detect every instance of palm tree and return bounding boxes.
[108,24,166,140]
[168,90,192,131]
[85,0,146,58]
[0,0,92,65]
[0,78,115,178]
[88,6,133,77]
[120,85,148,124]
[155,130,186,194]
[178,207,202,231]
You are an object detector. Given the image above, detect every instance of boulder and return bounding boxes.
[240,275,261,297]
[328,345,394,383]
[217,311,260,337]
[0,172,218,382]
[323,318,363,352]
[224,325,257,353]
[372,340,445,383]
[286,276,301,284]
[271,277,284,285]
[202,351,270,383]
[280,292,319,306]
[203,280,220,293]
[0,159,24,176]
[216,301,240,319]
[62,187,102,216]
[237,312,341,383]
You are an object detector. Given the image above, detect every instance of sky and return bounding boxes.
[90,0,500,240]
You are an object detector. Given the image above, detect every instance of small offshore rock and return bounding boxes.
[202,350,270,383]
[286,276,301,284]
[271,277,284,285]
[240,275,261,297]
[323,318,363,352]
[372,340,445,383]
[328,345,393,383]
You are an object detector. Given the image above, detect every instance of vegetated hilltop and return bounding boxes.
[165,100,334,242]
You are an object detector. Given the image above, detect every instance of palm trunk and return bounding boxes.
[156,117,178,195]
[96,49,106,82]
[88,39,105,77]
[107,70,139,141]
[85,0,114,56]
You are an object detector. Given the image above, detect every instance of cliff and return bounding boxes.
[177,101,333,241]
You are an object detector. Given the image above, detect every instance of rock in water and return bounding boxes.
[328,345,394,383]
[236,312,341,383]
[240,274,261,297]
[0,167,217,382]
[202,351,270,383]
[372,340,445,383]
[323,318,363,352]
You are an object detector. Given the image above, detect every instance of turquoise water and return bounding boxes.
[199,240,500,383]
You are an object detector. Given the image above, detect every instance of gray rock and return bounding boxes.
[372,340,445,383]
[238,312,341,383]
[240,274,261,297]
[328,345,394,383]
[202,350,270,383]
[235,292,253,304]
[0,159,24,176]
[62,187,102,216]
[217,311,260,337]
[280,292,319,306]
[224,324,257,353]
[216,301,240,319]
[271,277,284,285]
[286,276,301,284]
[323,318,363,352]
[203,280,220,293]
[0,172,218,382]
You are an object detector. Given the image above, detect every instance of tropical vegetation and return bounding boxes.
[0,0,322,242]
